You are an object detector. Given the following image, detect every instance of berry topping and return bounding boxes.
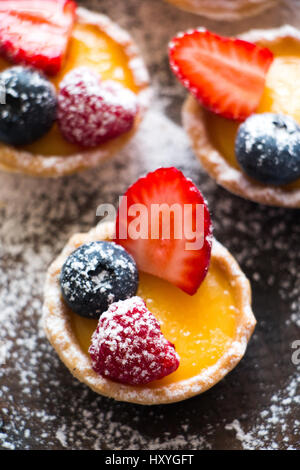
[57,67,138,147]
[60,241,139,319]
[89,296,180,385]
[235,113,300,186]
[0,0,76,75]
[169,29,273,121]
[0,66,57,146]
[115,167,212,296]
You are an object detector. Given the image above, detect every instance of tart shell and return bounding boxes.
[165,0,278,20]
[183,26,300,208]
[43,221,256,405]
[0,7,150,178]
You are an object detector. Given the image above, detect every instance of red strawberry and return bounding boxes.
[115,167,212,295]
[0,0,77,75]
[169,29,274,121]
[89,296,180,385]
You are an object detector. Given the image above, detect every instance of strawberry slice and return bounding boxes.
[0,0,77,75]
[169,29,274,121]
[115,168,212,295]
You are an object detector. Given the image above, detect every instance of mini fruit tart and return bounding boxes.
[43,168,256,405]
[164,0,278,20]
[0,1,149,177]
[169,26,300,208]
[171,27,300,207]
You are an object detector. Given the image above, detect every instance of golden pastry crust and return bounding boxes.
[183,26,300,208]
[165,0,278,20]
[0,7,150,178]
[43,221,256,405]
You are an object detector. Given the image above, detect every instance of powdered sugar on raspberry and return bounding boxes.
[57,67,138,147]
[89,296,180,385]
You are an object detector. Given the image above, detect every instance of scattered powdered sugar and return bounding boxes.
[225,373,300,450]
[0,0,299,451]
[56,426,68,448]
[0,67,56,122]
[0,107,213,449]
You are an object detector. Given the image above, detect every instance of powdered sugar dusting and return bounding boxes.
[225,373,300,450]
[0,105,299,450]
[0,0,299,451]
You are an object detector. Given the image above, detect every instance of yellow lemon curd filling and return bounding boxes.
[70,260,237,387]
[204,38,300,190]
[0,22,140,156]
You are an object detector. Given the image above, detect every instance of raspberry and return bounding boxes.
[57,67,138,147]
[60,241,139,319]
[89,297,180,385]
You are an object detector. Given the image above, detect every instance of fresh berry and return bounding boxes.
[0,0,76,75]
[89,296,180,385]
[115,167,212,296]
[169,29,273,121]
[0,66,57,146]
[235,113,300,185]
[57,67,138,147]
[60,241,139,319]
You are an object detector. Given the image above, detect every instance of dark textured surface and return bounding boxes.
[0,0,299,450]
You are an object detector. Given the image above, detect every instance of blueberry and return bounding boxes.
[235,113,300,185]
[0,66,57,146]
[60,241,139,319]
